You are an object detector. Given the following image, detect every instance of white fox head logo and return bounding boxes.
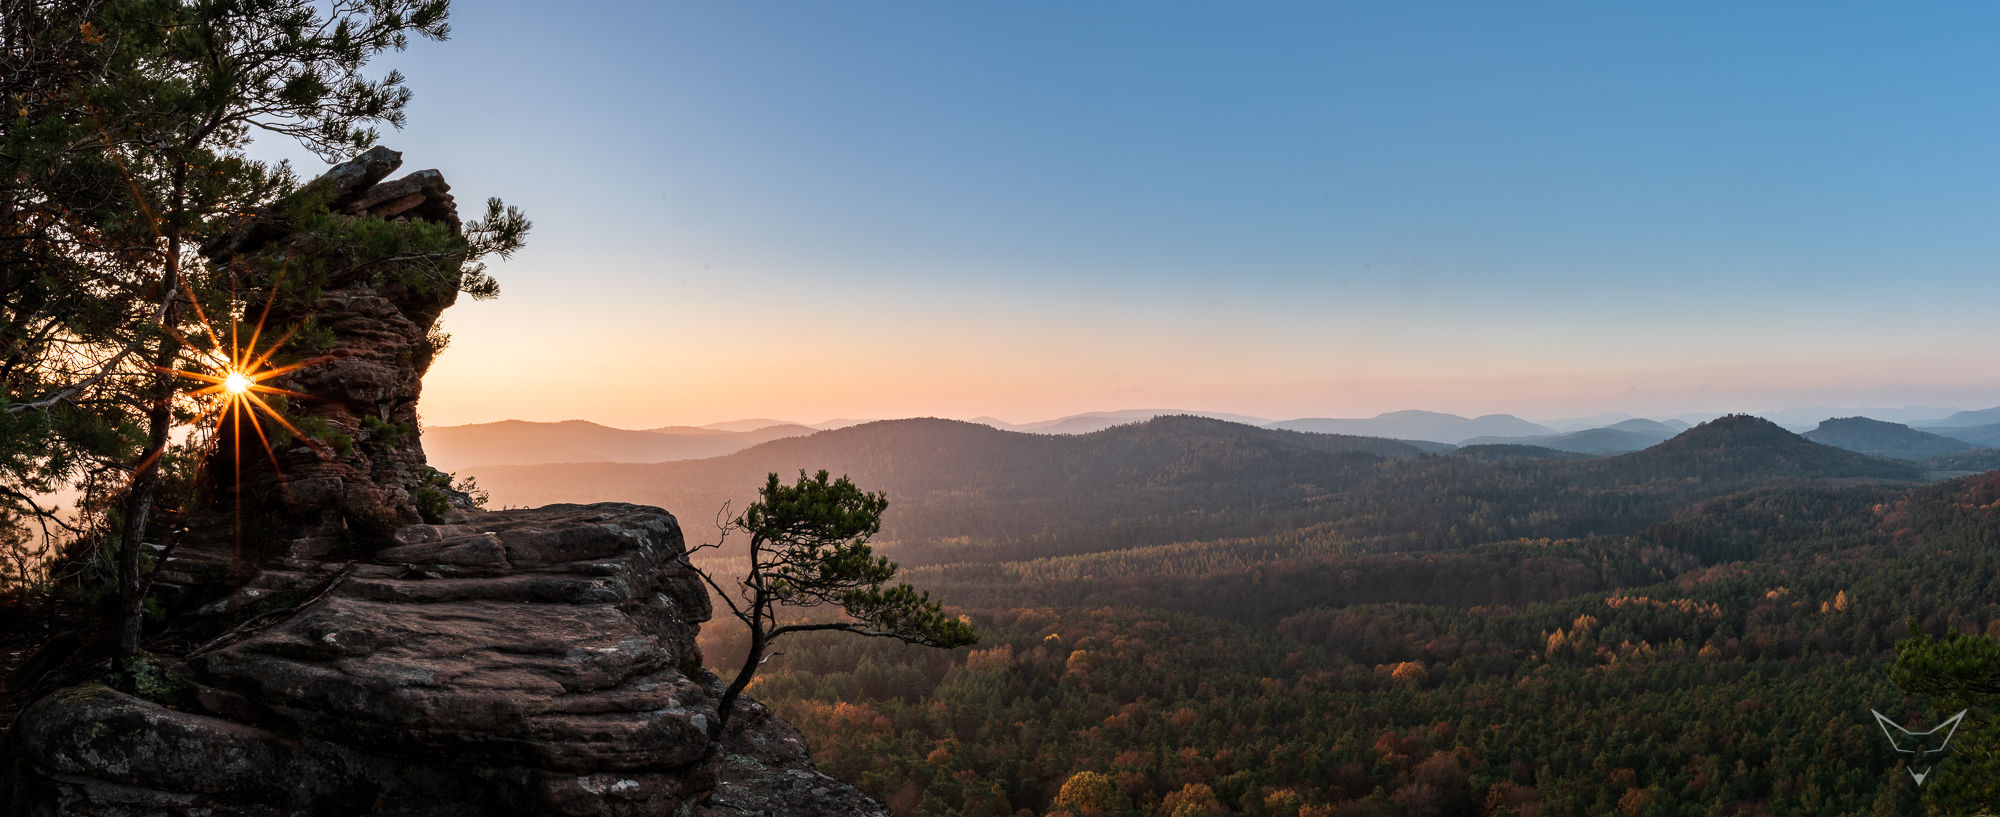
[1872,709,1968,786]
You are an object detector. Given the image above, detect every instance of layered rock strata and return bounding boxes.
[20,504,719,815]
[8,153,886,815]
[202,145,466,556]
[17,502,882,816]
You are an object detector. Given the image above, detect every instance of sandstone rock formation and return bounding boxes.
[694,699,890,817]
[203,145,468,558]
[19,504,718,815]
[6,154,885,816]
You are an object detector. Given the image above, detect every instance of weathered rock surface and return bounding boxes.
[203,145,470,555]
[698,698,891,817]
[14,502,882,816]
[16,504,721,816]
[19,684,510,816]
[193,505,713,775]
[8,152,888,816]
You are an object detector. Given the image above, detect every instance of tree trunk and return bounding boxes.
[113,325,177,663]
[114,171,182,667]
[712,629,764,742]
[113,453,158,660]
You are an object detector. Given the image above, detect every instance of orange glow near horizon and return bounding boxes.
[415,333,2000,430]
[401,261,2000,430]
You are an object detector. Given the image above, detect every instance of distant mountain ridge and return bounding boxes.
[1922,422,2000,447]
[1803,417,1987,461]
[435,404,2000,468]
[463,416,1448,564]
[1922,406,2000,428]
[973,409,1274,435]
[1459,426,1672,455]
[456,413,1927,574]
[1630,414,1922,481]
[1270,410,1554,444]
[1537,413,1697,433]
[466,415,1439,511]
[423,419,816,469]
[1754,405,1963,430]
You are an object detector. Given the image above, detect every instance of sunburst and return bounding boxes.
[156,267,333,485]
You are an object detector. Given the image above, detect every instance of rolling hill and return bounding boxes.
[462,413,1923,570]
[1602,417,1681,435]
[464,416,1437,564]
[1458,426,1670,454]
[1539,413,1696,433]
[1917,421,2000,447]
[1449,444,1595,461]
[1923,448,2000,474]
[1923,405,2000,427]
[422,419,816,468]
[1802,416,1987,461]
[973,409,1275,435]
[464,415,1429,504]
[1629,414,1923,480]
[1461,417,1739,455]
[1269,410,1553,443]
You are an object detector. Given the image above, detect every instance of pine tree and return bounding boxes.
[0,0,527,673]
[697,469,977,742]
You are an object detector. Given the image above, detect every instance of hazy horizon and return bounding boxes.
[427,402,1993,434]
[244,2,2000,429]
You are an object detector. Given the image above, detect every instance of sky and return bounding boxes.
[249,2,2000,428]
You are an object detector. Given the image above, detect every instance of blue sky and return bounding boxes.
[253,1,2000,427]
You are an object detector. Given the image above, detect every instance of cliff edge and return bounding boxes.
[4,151,882,816]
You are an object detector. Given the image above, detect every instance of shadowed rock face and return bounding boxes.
[16,505,888,816]
[19,503,724,816]
[191,505,714,776]
[10,154,888,816]
[203,145,466,556]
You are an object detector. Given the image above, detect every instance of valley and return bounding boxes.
[448,411,1998,817]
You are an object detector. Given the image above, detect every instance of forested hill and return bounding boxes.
[465,414,1924,569]
[1613,414,1924,481]
[469,414,1430,507]
[1801,416,1987,461]
[713,455,2000,817]
[467,416,1435,556]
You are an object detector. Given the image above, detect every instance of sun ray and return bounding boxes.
[184,400,232,431]
[239,324,307,373]
[129,442,168,476]
[241,260,288,370]
[240,398,289,484]
[158,322,233,371]
[176,275,228,357]
[156,269,338,525]
[250,357,332,380]
[144,258,342,585]
[166,368,229,384]
[243,390,317,444]
[241,319,323,375]
[245,384,319,401]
